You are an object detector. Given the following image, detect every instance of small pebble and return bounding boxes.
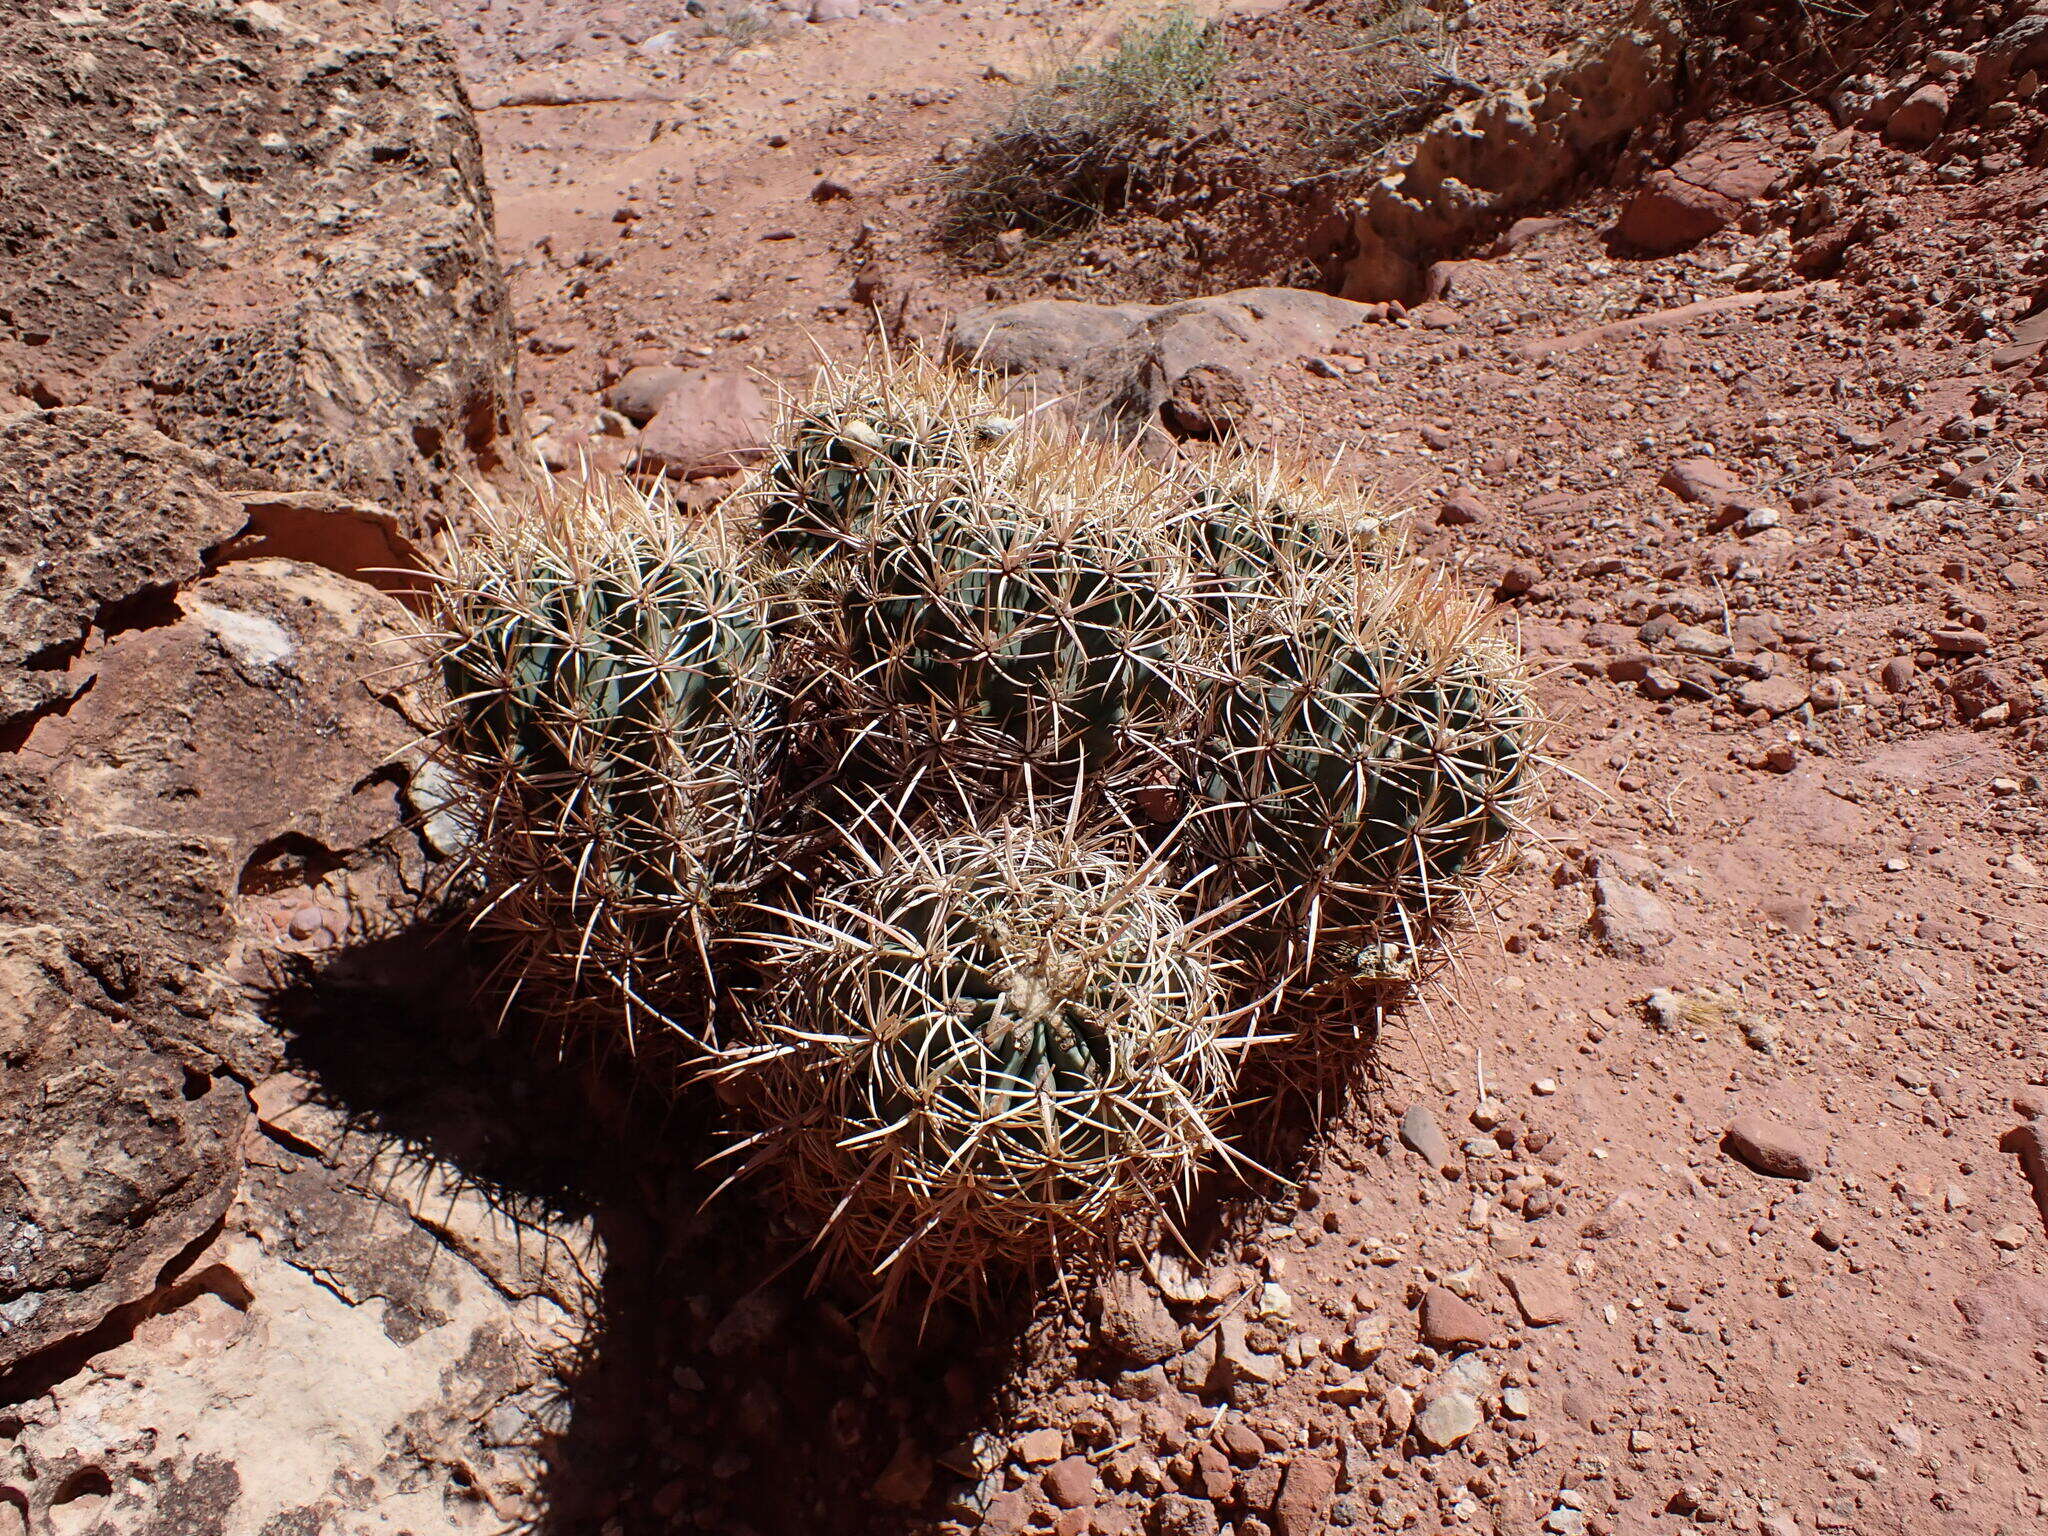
[1400,1104,1454,1171]
[1014,1428,1064,1465]
[1419,1287,1493,1349]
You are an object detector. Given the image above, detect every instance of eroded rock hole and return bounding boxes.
[238,832,346,897]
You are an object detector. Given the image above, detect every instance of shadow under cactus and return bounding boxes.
[253,918,1059,1536]
[243,905,1415,1535]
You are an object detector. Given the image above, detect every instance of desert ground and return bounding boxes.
[2,0,2045,1534]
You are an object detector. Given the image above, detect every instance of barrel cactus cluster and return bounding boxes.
[428,357,1536,1304]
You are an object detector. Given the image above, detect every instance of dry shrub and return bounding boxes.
[1274,1,1477,169]
[941,8,1231,240]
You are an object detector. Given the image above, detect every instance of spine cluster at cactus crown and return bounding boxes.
[426,354,1539,1307]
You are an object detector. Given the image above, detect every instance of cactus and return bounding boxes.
[1194,569,1533,1010]
[754,356,1012,559]
[725,823,1235,1304]
[430,475,774,1054]
[1180,457,1395,606]
[422,354,1541,1307]
[830,441,1207,792]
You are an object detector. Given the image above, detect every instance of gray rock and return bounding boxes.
[1665,623,1733,658]
[603,363,696,425]
[1169,1326,1219,1390]
[1592,874,1677,957]
[1092,1270,1183,1364]
[1399,1104,1453,1170]
[1437,1355,1497,1398]
[1640,666,1683,700]
[1214,1312,1284,1389]
[1587,847,1661,889]
[1413,1390,1483,1450]
[946,298,1155,379]
[946,288,1383,440]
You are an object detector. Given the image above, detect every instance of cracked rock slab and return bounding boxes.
[0,409,246,732]
[0,927,247,1374]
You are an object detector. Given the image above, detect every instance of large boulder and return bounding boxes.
[0,405,432,1373]
[946,288,1384,440]
[0,0,522,536]
[947,300,1158,380]
[1341,0,1685,301]
[1618,133,1784,252]
[0,410,597,1531]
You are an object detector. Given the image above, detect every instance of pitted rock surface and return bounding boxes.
[0,0,522,530]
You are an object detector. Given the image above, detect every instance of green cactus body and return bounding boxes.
[445,541,763,758]
[755,367,1013,558]
[1179,464,1392,611]
[758,412,954,557]
[1198,597,1531,980]
[433,490,774,1049]
[841,497,1193,783]
[743,826,1231,1297]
